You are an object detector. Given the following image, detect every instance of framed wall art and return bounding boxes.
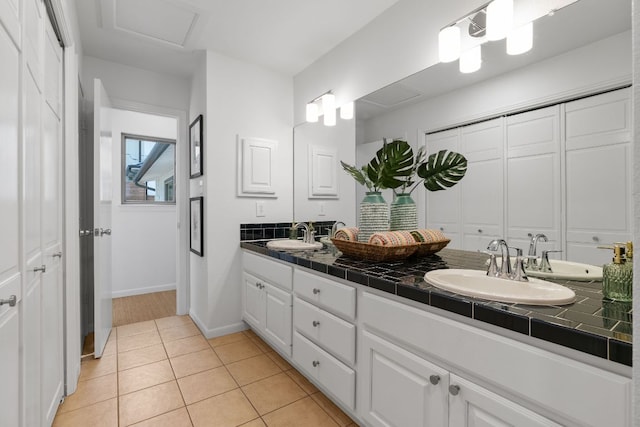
[190,196,204,256]
[190,114,203,178]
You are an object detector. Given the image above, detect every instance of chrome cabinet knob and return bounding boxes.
[312,288,320,295]
[53,252,62,258]
[100,228,112,236]
[449,385,460,396]
[312,360,320,367]
[312,320,320,327]
[0,295,16,307]
[477,229,483,233]
[429,375,440,385]
[592,236,599,242]
[33,265,46,273]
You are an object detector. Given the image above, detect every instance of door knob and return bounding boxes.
[100,228,112,236]
[33,265,46,273]
[0,295,16,307]
[53,252,62,258]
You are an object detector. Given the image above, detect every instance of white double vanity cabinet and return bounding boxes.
[426,88,632,266]
[242,250,631,427]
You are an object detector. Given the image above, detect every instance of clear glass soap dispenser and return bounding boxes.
[601,243,633,302]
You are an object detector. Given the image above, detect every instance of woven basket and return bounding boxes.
[331,238,420,262]
[414,239,451,256]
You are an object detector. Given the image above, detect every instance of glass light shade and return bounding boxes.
[439,26,461,63]
[459,45,481,73]
[486,0,513,41]
[306,103,318,122]
[340,101,354,120]
[507,22,533,55]
[323,93,336,126]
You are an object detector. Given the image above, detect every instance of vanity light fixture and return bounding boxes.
[306,102,319,122]
[459,45,481,73]
[322,93,336,126]
[486,0,513,41]
[438,25,461,63]
[340,101,354,120]
[506,21,533,55]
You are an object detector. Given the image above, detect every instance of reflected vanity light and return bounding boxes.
[438,25,461,63]
[340,101,354,120]
[507,21,533,55]
[486,0,513,41]
[459,45,481,73]
[322,93,336,126]
[306,102,319,122]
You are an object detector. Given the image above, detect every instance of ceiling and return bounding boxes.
[75,0,400,77]
[357,0,631,121]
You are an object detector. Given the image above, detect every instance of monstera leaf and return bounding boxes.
[374,140,414,189]
[417,150,468,191]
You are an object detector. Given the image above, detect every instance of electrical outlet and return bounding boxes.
[256,201,266,217]
[319,202,326,216]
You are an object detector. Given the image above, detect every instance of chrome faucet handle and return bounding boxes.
[487,239,512,278]
[479,250,499,277]
[510,247,529,282]
[528,233,549,257]
[539,250,562,273]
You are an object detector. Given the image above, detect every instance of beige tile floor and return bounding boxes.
[54,315,360,427]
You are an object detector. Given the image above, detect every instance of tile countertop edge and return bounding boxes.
[240,241,632,368]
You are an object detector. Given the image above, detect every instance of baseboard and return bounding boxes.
[188,311,247,339]
[112,283,176,298]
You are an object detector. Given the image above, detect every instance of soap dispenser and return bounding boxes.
[601,244,633,302]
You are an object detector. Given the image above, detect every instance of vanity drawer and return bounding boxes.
[243,251,292,291]
[294,269,355,320]
[294,297,355,365]
[293,331,355,410]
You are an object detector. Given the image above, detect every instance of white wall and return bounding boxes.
[82,56,190,111]
[109,109,177,297]
[188,50,293,337]
[293,119,356,224]
[293,0,487,124]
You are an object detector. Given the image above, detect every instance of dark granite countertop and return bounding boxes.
[240,240,632,367]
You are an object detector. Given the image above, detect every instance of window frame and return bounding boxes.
[121,133,177,205]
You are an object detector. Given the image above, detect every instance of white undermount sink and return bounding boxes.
[493,258,602,281]
[266,239,323,251]
[424,269,576,306]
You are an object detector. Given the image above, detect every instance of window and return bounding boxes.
[122,134,176,204]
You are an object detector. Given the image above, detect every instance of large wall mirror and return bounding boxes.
[293,0,631,267]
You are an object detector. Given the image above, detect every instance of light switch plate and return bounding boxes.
[256,201,266,217]
[319,202,326,216]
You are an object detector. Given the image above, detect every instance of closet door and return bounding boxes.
[425,129,461,248]
[565,89,631,265]
[0,3,21,426]
[505,106,561,254]
[460,118,504,252]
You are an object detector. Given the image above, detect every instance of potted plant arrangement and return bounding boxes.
[342,139,468,235]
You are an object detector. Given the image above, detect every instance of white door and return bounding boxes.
[358,330,449,427]
[0,2,21,424]
[448,375,560,427]
[93,79,114,357]
[41,16,64,425]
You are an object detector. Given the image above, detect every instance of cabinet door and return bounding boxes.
[460,118,504,251]
[264,282,292,356]
[358,330,449,427]
[506,106,561,251]
[448,375,560,427]
[243,272,265,329]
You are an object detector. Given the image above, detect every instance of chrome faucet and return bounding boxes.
[527,233,548,269]
[539,250,562,273]
[331,221,346,238]
[294,222,316,244]
[487,239,512,279]
[510,247,529,282]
